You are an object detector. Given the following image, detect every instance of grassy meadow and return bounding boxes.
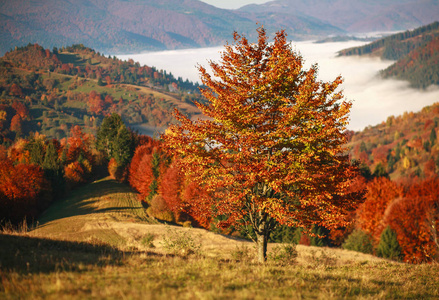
[1,177,438,299]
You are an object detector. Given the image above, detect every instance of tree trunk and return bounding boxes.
[256,232,267,263]
[256,219,269,263]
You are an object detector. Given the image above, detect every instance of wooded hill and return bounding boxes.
[346,102,439,183]
[0,0,341,56]
[338,22,439,89]
[2,0,439,56]
[0,43,203,144]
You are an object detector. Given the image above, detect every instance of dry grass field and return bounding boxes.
[1,177,438,299]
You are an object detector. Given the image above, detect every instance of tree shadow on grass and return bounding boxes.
[0,233,160,274]
[37,178,146,227]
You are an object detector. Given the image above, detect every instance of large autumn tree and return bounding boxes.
[163,27,363,262]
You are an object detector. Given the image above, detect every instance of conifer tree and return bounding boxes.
[42,140,65,197]
[96,113,134,167]
[430,128,437,145]
[376,226,402,261]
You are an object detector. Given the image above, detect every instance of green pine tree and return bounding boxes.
[96,113,134,167]
[43,140,65,198]
[342,229,374,254]
[376,226,402,261]
[430,128,437,145]
[373,163,389,179]
[43,141,56,168]
[97,77,105,86]
[26,138,45,166]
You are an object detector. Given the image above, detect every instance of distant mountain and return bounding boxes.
[1,0,438,56]
[0,0,251,54]
[0,0,340,56]
[239,0,439,33]
[339,22,439,89]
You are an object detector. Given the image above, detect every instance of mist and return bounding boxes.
[117,40,439,131]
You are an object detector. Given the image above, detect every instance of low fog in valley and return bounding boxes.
[118,40,439,131]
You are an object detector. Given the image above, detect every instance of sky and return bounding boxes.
[199,0,271,9]
[117,39,439,132]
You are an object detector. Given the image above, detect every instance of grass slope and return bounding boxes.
[1,178,439,299]
[29,177,156,247]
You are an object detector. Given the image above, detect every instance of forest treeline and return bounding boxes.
[0,43,203,145]
[1,109,438,264]
[338,21,439,89]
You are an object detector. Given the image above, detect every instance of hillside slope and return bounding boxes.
[381,35,439,88]
[24,176,385,264]
[347,102,439,182]
[338,22,439,88]
[30,177,155,246]
[0,44,203,142]
[27,177,255,257]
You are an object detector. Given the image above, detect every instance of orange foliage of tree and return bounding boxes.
[0,159,49,223]
[7,138,30,164]
[104,94,114,105]
[356,177,403,242]
[10,114,22,133]
[383,195,438,263]
[180,178,212,229]
[66,125,93,164]
[371,147,388,164]
[108,157,118,180]
[64,126,94,186]
[12,101,29,119]
[129,143,156,197]
[9,83,23,97]
[129,148,155,200]
[423,159,436,178]
[163,27,363,262]
[64,161,86,188]
[330,175,367,245]
[88,91,104,115]
[158,158,184,220]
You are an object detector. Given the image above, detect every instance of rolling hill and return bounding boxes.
[0,43,203,142]
[346,102,439,182]
[338,21,439,88]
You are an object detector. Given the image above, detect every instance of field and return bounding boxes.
[1,178,438,299]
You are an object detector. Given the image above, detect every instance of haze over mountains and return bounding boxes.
[1,0,438,55]
[240,0,439,33]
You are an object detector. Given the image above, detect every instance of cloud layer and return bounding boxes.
[118,40,439,131]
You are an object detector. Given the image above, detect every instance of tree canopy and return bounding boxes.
[163,27,364,262]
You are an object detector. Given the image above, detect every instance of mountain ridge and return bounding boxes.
[239,0,439,33]
[1,0,438,55]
